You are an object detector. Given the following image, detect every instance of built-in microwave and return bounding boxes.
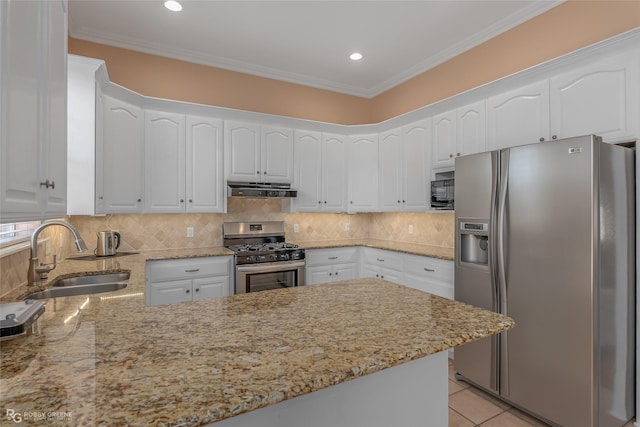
[431,172,454,210]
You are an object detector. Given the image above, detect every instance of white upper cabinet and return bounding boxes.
[145,111,224,214]
[0,0,67,222]
[432,102,485,169]
[457,101,486,157]
[432,111,456,169]
[380,120,431,212]
[348,134,379,212]
[379,128,403,211]
[402,119,431,211]
[225,121,260,181]
[186,116,224,213]
[262,126,294,183]
[550,52,639,143]
[293,131,347,212]
[487,80,550,150]
[225,121,293,183]
[100,95,145,214]
[321,133,348,212]
[145,111,186,213]
[293,130,322,211]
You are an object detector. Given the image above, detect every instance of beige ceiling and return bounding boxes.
[68,1,563,98]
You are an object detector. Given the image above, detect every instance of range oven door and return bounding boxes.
[235,260,305,294]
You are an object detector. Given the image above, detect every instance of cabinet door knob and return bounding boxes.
[335,272,339,276]
[257,171,260,174]
[137,198,142,202]
[195,288,200,292]
[329,272,332,276]
[318,201,322,204]
[539,137,545,142]
[449,154,453,158]
[263,171,267,174]
[324,201,327,204]
[402,200,406,203]
[457,153,460,156]
[180,199,184,203]
[552,135,558,140]
[186,289,190,294]
[397,200,401,203]
[189,199,193,203]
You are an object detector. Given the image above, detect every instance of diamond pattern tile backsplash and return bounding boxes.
[1,199,453,296]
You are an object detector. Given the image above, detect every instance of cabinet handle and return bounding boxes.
[402,200,406,203]
[539,137,545,142]
[189,199,193,203]
[376,274,379,278]
[424,268,435,272]
[263,171,267,174]
[99,196,103,200]
[552,135,558,140]
[186,289,190,294]
[257,171,260,174]
[397,200,401,203]
[137,198,142,202]
[195,288,200,292]
[324,201,327,204]
[381,275,384,279]
[328,256,338,260]
[335,272,339,276]
[39,179,55,189]
[376,258,385,262]
[180,199,184,203]
[185,269,200,273]
[318,201,322,204]
[350,201,353,204]
[329,272,333,276]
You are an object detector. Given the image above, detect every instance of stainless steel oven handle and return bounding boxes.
[236,260,306,273]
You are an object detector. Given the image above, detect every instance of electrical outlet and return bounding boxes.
[408,225,414,234]
[187,227,194,237]
[345,223,350,232]
[293,224,299,233]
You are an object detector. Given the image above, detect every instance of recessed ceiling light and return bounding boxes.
[349,52,363,61]
[164,0,182,12]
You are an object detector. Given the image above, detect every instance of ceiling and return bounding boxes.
[67,1,563,98]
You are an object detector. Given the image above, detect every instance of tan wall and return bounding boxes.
[69,1,640,125]
[371,0,640,122]
[68,38,373,125]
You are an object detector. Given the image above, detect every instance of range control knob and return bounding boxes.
[268,254,278,261]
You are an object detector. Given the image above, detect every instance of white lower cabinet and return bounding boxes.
[360,248,404,282]
[305,247,358,285]
[306,246,454,299]
[402,253,454,300]
[146,256,232,306]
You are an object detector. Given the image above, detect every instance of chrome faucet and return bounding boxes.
[27,221,88,286]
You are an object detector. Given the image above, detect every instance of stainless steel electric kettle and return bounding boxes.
[95,231,121,256]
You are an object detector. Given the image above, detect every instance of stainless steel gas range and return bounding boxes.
[223,221,305,294]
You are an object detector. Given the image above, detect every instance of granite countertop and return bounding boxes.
[294,239,454,261]
[0,247,510,426]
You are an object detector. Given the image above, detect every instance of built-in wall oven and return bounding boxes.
[223,221,305,294]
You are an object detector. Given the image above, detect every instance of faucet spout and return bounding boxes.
[27,221,88,286]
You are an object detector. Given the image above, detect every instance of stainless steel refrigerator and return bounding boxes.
[454,135,635,427]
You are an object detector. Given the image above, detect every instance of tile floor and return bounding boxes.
[447,360,637,427]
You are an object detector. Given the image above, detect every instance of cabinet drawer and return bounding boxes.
[403,254,453,283]
[147,256,232,281]
[362,248,403,271]
[306,247,359,266]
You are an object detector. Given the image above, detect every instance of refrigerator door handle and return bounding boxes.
[497,149,508,315]
[497,148,509,396]
[488,151,501,393]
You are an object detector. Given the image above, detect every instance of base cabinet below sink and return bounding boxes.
[146,256,232,306]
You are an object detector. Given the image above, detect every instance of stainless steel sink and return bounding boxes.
[52,272,130,287]
[24,272,130,300]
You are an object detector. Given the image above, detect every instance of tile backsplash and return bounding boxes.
[1,199,454,296]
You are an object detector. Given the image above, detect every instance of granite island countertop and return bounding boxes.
[0,248,510,426]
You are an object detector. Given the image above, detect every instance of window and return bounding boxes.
[0,221,41,248]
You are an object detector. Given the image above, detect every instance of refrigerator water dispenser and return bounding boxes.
[459,221,489,266]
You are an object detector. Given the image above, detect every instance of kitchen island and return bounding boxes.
[0,252,513,426]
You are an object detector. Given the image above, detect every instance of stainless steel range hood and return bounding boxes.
[227,181,297,198]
